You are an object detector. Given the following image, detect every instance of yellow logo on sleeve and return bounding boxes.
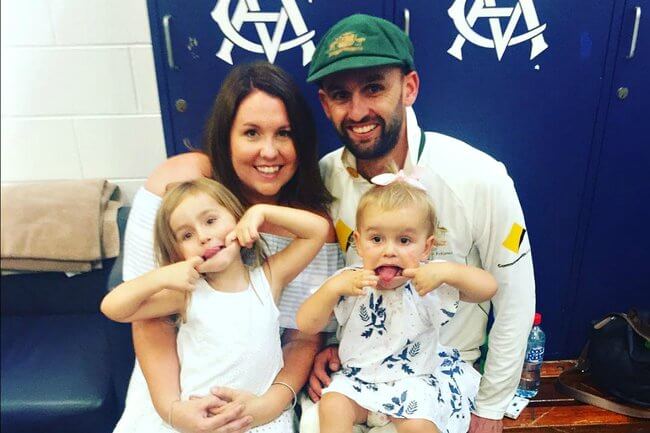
[502,223,526,254]
[335,219,354,253]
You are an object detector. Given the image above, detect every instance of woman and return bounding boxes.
[120,62,341,433]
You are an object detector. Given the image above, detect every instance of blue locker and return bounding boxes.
[395,0,648,358]
[567,0,650,354]
[147,0,391,156]
[147,1,648,358]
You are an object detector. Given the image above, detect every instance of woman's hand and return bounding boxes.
[169,395,253,433]
[208,387,280,427]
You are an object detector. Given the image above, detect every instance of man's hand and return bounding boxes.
[170,394,253,433]
[307,345,341,402]
[468,414,503,433]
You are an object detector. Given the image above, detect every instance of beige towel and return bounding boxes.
[1,179,122,273]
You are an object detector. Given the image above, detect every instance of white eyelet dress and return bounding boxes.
[113,267,293,433]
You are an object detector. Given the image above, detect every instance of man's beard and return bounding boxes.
[337,109,403,160]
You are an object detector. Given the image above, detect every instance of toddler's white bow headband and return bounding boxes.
[370,169,426,190]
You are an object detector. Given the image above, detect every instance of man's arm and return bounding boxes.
[472,170,536,421]
[307,344,340,402]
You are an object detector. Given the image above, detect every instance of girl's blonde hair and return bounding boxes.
[153,178,266,322]
[356,175,444,243]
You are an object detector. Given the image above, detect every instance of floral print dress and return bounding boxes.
[322,268,481,433]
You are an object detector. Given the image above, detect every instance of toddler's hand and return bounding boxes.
[402,262,449,296]
[157,256,203,292]
[335,269,378,297]
[230,205,266,248]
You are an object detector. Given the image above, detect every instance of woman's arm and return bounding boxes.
[145,152,212,196]
[133,319,182,418]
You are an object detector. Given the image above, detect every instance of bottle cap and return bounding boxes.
[533,312,542,326]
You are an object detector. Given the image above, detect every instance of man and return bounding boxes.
[303,14,535,433]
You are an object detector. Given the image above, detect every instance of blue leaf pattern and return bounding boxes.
[408,342,421,357]
[381,390,419,419]
[358,292,387,339]
[359,304,369,321]
[380,339,419,375]
[441,308,455,318]
[422,374,439,388]
[406,400,418,415]
[331,277,477,431]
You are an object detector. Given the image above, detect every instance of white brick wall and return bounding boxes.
[1,0,167,203]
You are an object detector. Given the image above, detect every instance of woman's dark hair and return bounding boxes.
[204,61,331,214]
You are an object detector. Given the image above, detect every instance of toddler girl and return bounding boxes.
[296,173,497,433]
[102,178,328,432]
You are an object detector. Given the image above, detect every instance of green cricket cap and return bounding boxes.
[307,14,415,83]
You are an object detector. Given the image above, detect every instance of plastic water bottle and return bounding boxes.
[516,312,545,398]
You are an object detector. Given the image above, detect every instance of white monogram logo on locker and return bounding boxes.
[447,0,549,61]
[211,0,316,65]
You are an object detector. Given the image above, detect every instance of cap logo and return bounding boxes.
[328,32,366,57]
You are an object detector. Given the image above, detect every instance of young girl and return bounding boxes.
[101,178,328,432]
[296,173,498,433]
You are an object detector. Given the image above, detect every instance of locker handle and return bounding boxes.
[162,14,176,69]
[403,8,410,36]
[627,6,641,59]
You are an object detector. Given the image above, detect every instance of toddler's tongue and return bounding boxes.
[375,266,402,285]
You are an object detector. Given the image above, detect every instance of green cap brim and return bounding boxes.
[306,56,405,83]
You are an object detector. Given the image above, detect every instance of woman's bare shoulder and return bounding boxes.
[145,152,213,196]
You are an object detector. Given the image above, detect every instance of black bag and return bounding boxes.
[557,309,650,418]
[589,310,650,406]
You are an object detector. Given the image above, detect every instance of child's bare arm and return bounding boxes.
[403,262,497,302]
[231,204,329,299]
[100,256,203,322]
[297,269,377,335]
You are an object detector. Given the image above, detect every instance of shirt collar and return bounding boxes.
[404,106,421,172]
[339,106,422,179]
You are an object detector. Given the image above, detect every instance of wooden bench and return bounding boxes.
[503,361,650,432]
